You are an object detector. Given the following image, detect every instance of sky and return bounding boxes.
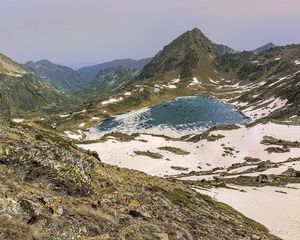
[0,0,299,69]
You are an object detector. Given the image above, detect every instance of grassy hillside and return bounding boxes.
[0,73,78,118]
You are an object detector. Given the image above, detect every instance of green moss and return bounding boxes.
[165,188,192,207]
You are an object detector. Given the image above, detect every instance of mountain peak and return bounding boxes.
[189,27,204,35]
[36,59,54,65]
[177,27,211,44]
[253,42,276,54]
[139,28,218,81]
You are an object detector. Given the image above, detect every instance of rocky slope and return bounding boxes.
[0,122,277,239]
[217,44,300,121]
[0,53,27,77]
[78,58,152,84]
[253,42,276,54]
[0,53,78,119]
[24,60,82,92]
[213,43,235,56]
[77,66,140,100]
[139,28,220,82]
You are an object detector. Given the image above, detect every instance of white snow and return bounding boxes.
[78,122,86,127]
[192,77,199,83]
[242,98,288,120]
[101,97,124,105]
[209,78,219,84]
[64,130,83,140]
[77,119,300,240]
[171,78,180,84]
[124,92,131,96]
[196,184,300,240]
[168,85,177,89]
[235,102,249,107]
[59,114,70,118]
[90,117,100,121]
[294,60,300,65]
[74,109,86,114]
[269,76,288,88]
[275,57,281,61]
[12,119,25,123]
[188,77,200,86]
[79,123,300,177]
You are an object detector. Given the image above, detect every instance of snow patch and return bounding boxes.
[12,119,25,123]
[189,77,200,86]
[64,130,83,140]
[171,78,180,84]
[196,184,300,240]
[294,60,300,65]
[91,117,100,121]
[59,114,70,118]
[74,109,86,114]
[102,97,124,105]
[78,122,86,127]
[243,98,288,120]
[209,78,219,84]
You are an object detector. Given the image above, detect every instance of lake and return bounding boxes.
[93,96,249,136]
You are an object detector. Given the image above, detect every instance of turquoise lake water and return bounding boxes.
[96,96,249,134]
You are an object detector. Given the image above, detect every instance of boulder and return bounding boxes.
[256,174,272,183]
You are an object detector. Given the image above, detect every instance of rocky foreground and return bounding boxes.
[0,122,277,240]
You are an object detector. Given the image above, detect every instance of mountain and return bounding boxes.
[0,53,77,119]
[217,44,300,120]
[23,59,82,92]
[77,66,139,99]
[0,53,27,76]
[78,58,152,84]
[253,42,276,54]
[139,28,221,82]
[213,43,235,56]
[57,28,300,131]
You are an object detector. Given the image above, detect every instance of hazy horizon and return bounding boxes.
[1,0,300,69]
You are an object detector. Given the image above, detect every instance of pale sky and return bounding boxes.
[0,0,299,69]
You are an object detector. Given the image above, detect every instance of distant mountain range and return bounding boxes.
[67,27,298,129]
[23,58,152,94]
[3,27,298,123]
[78,66,140,99]
[21,40,277,99]
[77,58,152,84]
